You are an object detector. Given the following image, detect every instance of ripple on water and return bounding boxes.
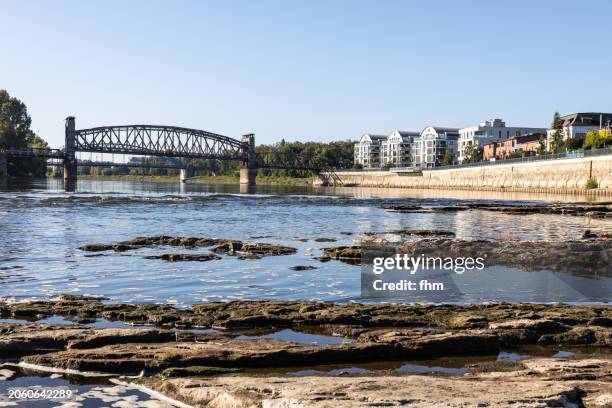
[0,179,610,305]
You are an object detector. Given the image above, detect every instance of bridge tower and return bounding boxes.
[240,133,257,185]
[64,116,77,191]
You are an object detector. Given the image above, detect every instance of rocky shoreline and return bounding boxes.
[1,296,610,407]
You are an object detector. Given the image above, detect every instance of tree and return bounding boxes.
[537,134,546,155]
[549,111,566,153]
[0,89,49,176]
[441,148,453,166]
[583,129,606,150]
[463,144,483,163]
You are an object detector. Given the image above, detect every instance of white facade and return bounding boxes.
[546,113,612,151]
[380,131,419,167]
[354,134,386,168]
[458,119,546,163]
[412,126,460,169]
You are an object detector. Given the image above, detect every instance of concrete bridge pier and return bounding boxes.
[240,133,257,185]
[63,116,77,191]
[179,167,193,183]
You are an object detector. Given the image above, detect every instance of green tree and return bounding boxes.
[537,134,546,155]
[463,144,483,163]
[0,89,50,176]
[583,129,606,150]
[441,148,453,166]
[549,111,566,153]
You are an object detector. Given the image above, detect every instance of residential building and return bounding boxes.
[483,133,545,160]
[412,126,460,168]
[380,130,420,167]
[546,112,612,150]
[458,119,546,163]
[354,133,386,168]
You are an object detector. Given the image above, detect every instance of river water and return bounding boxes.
[0,178,610,306]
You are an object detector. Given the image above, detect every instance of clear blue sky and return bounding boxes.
[2,0,611,148]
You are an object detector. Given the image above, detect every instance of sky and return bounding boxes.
[2,0,611,148]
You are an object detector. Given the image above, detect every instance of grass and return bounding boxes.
[78,174,313,186]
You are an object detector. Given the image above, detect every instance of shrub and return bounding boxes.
[586,177,598,189]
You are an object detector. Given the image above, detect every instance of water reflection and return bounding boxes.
[0,178,610,306]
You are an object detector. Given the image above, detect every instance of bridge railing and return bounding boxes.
[0,147,65,158]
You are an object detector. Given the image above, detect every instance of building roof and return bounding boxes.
[561,113,612,128]
[363,133,387,140]
[358,133,387,144]
[483,133,543,146]
[429,126,461,134]
[515,133,544,143]
[390,130,420,137]
[421,126,461,137]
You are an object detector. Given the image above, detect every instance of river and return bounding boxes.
[0,178,610,306]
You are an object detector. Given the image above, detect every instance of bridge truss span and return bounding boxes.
[74,125,246,160]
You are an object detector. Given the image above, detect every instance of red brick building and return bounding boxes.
[483,133,544,160]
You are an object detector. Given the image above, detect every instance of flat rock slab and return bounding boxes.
[20,330,501,374]
[144,253,221,262]
[137,358,612,408]
[381,202,612,218]
[322,237,612,274]
[2,296,610,339]
[78,235,298,257]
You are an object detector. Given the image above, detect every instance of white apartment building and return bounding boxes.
[546,112,612,150]
[412,126,460,169]
[380,130,420,167]
[458,119,546,163]
[354,133,386,168]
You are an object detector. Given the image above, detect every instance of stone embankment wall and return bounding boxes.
[316,155,612,196]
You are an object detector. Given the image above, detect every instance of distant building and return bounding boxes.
[483,133,545,160]
[412,126,460,168]
[380,130,420,167]
[354,134,386,168]
[546,112,612,150]
[458,119,546,163]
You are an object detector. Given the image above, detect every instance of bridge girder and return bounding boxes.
[73,125,246,160]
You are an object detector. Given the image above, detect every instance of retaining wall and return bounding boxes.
[316,155,612,196]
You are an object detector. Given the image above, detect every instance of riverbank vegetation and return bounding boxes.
[0,89,50,176]
[75,140,354,184]
[79,174,313,185]
[76,140,354,178]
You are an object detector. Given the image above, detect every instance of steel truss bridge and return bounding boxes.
[72,125,246,160]
[1,117,325,189]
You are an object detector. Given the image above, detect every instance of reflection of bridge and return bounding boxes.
[1,116,323,190]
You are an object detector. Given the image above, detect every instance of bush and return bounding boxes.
[586,177,598,189]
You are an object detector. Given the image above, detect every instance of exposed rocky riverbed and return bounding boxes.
[1,296,610,406]
[78,235,298,262]
[323,235,611,275]
[381,201,612,218]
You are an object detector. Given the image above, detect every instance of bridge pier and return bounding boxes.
[240,133,257,185]
[0,154,7,186]
[179,167,193,183]
[64,116,77,191]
